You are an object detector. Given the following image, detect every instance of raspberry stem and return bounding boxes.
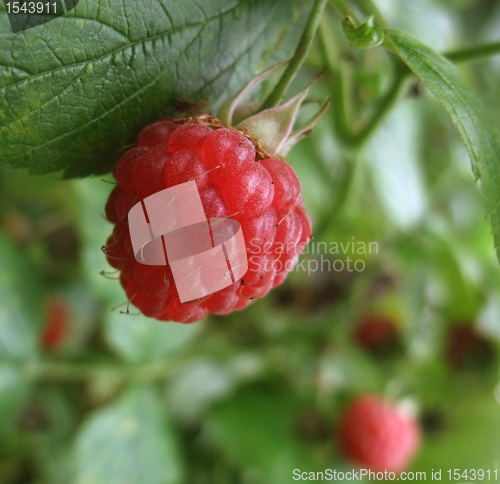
[444,41,500,63]
[348,0,388,29]
[17,359,187,382]
[319,15,410,148]
[259,0,328,110]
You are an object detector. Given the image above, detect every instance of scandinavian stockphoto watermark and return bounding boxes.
[248,237,379,275]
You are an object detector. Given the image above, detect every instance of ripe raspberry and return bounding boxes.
[445,323,495,371]
[137,117,178,146]
[104,117,312,323]
[338,395,421,473]
[353,315,400,355]
[41,298,70,350]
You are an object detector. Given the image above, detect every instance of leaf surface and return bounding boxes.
[386,29,500,260]
[73,386,183,484]
[0,0,305,177]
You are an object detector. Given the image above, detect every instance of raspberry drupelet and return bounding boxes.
[104,117,312,323]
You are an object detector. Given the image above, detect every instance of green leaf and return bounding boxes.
[318,348,386,393]
[168,358,235,420]
[104,311,201,364]
[207,385,319,483]
[73,386,183,484]
[0,0,306,178]
[385,29,500,261]
[413,392,500,471]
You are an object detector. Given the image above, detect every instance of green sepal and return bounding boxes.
[217,61,289,126]
[279,97,331,156]
[237,75,323,156]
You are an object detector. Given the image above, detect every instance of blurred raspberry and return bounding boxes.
[338,395,421,472]
[41,298,70,350]
[445,323,495,371]
[353,315,400,355]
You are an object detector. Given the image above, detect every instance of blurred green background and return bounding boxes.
[2,0,500,482]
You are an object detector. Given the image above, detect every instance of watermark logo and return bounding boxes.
[4,0,79,33]
[127,181,248,303]
[248,238,378,275]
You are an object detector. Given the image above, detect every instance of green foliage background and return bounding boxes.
[1,0,500,482]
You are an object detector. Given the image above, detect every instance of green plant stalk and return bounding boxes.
[352,40,500,143]
[327,150,358,218]
[322,0,500,226]
[444,41,500,63]
[312,149,359,240]
[329,0,386,28]
[350,66,410,146]
[17,358,187,382]
[319,17,353,143]
[321,6,408,148]
[350,0,388,29]
[260,0,328,110]
[329,0,356,19]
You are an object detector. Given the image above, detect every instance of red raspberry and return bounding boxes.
[104,117,312,323]
[445,323,495,371]
[41,298,70,350]
[137,117,178,146]
[164,150,209,189]
[202,128,255,177]
[131,146,170,197]
[353,315,400,355]
[338,395,421,473]
[260,158,300,210]
[169,122,213,153]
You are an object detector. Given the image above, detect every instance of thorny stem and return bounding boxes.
[260,0,328,110]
